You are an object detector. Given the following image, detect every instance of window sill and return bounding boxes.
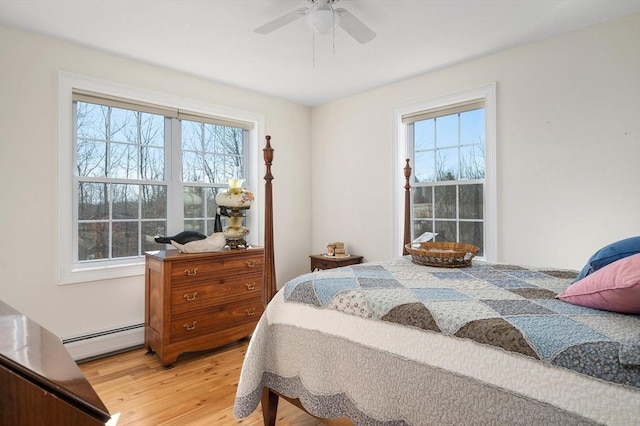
[60,261,145,285]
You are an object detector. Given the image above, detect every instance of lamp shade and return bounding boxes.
[215,179,254,208]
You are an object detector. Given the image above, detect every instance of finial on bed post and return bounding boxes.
[263,136,276,305]
[403,158,412,255]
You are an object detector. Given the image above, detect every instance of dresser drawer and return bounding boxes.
[170,300,264,343]
[170,254,263,284]
[171,274,262,315]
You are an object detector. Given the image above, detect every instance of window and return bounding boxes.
[394,83,496,261]
[59,73,264,284]
[406,101,485,254]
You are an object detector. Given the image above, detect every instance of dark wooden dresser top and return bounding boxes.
[0,299,110,422]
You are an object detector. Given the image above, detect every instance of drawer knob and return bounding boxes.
[184,267,198,276]
[245,283,256,291]
[246,261,256,268]
[183,321,197,331]
[183,292,198,302]
[245,308,256,316]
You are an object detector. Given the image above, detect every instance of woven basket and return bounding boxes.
[405,242,479,268]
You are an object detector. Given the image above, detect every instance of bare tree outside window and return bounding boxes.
[75,99,248,264]
[76,101,167,261]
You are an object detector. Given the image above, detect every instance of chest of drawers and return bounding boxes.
[144,248,264,366]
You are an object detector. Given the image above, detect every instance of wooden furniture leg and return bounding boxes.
[261,387,279,426]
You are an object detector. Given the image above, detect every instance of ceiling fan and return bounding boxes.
[254,0,376,44]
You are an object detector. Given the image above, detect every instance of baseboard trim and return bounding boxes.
[63,323,145,362]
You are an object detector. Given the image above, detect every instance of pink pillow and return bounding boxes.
[556,253,640,314]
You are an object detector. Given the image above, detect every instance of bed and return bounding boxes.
[236,137,640,425]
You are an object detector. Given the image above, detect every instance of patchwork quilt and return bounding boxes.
[234,257,640,425]
[283,257,640,387]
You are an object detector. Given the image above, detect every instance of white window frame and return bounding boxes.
[58,72,265,284]
[392,82,497,261]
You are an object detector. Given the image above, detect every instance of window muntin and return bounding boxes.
[73,97,249,268]
[407,104,486,255]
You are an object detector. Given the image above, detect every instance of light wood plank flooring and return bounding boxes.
[78,340,327,426]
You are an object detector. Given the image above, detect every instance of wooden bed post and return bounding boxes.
[403,158,412,255]
[261,388,279,426]
[263,136,277,305]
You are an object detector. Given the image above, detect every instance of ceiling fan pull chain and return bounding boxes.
[332,28,336,56]
[332,9,336,55]
[332,3,336,56]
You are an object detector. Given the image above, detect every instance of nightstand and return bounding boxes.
[309,254,364,272]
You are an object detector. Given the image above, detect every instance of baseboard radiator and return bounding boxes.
[63,323,145,362]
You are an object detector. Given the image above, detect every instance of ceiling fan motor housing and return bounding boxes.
[306,0,340,34]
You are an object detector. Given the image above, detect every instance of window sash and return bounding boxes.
[410,181,485,255]
[408,102,486,252]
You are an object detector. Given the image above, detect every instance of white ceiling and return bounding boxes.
[1,0,638,106]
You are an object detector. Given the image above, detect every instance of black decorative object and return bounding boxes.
[214,207,229,233]
[154,231,207,245]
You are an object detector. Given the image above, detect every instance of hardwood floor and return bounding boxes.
[79,340,328,426]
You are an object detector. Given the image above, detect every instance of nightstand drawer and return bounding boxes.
[171,274,263,315]
[170,255,263,283]
[169,300,264,343]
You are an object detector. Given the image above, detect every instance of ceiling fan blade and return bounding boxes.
[254,7,309,34]
[335,8,376,44]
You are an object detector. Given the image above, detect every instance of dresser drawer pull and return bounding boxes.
[184,267,198,276]
[183,321,197,331]
[245,308,256,316]
[246,261,257,268]
[183,292,198,302]
[245,283,256,291]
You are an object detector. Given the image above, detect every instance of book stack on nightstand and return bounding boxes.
[332,242,347,257]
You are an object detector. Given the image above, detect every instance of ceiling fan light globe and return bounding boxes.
[306,8,339,34]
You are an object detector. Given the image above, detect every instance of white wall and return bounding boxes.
[0,25,312,339]
[311,13,640,270]
[1,13,639,346]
